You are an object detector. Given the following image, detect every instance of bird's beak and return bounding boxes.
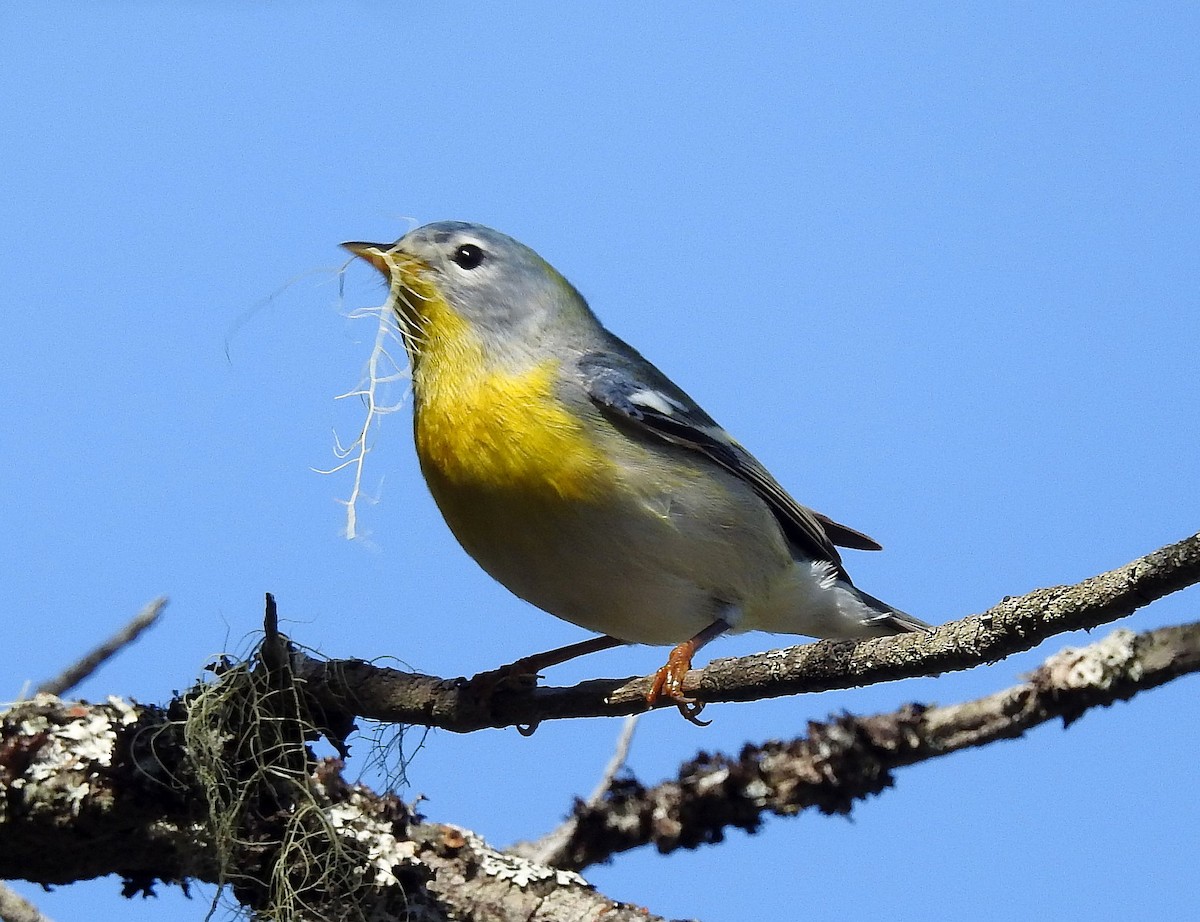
[341,241,395,275]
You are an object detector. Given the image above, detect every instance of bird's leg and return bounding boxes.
[470,635,629,690]
[647,618,730,724]
[507,634,629,677]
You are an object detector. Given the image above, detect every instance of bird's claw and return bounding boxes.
[467,660,542,695]
[647,650,711,726]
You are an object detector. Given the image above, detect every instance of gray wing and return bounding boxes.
[578,345,882,576]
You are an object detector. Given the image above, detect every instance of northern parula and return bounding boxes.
[344,222,927,717]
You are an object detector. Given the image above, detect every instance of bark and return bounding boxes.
[2,534,1198,920]
[294,532,1200,731]
[0,696,671,922]
[515,621,1200,870]
[3,622,1197,916]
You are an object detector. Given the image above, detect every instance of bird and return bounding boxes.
[343,222,927,720]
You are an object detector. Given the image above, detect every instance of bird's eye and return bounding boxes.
[451,243,485,270]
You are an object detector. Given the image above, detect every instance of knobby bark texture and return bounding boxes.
[2,534,1198,921]
[513,621,1200,870]
[295,531,1200,731]
[2,621,1197,918]
[0,695,667,922]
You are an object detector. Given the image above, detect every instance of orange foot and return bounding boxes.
[647,643,710,726]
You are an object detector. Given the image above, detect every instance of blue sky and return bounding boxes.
[3,4,1198,920]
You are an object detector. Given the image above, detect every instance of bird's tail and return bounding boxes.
[855,588,933,635]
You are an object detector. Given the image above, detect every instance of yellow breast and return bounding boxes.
[410,320,614,503]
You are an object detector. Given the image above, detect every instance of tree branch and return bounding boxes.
[293,531,1200,731]
[0,884,56,922]
[4,619,1195,917]
[511,715,641,866]
[36,597,168,697]
[543,620,1200,871]
[0,696,676,922]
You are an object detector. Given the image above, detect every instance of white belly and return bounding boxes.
[430,459,797,645]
